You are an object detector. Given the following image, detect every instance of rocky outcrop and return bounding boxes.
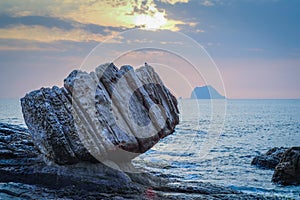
[272,147,300,185]
[0,122,170,199]
[190,85,225,99]
[252,147,300,186]
[0,123,39,164]
[0,123,286,199]
[251,147,288,169]
[21,63,179,165]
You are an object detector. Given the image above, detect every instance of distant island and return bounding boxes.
[190,85,225,99]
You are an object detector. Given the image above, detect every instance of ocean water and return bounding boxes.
[136,99,300,199]
[1,99,299,199]
[0,99,25,127]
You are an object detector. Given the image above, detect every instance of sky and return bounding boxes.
[0,0,299,99]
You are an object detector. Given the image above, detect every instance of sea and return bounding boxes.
[0,98,299,199]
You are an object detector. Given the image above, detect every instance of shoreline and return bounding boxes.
[0,122,291,199]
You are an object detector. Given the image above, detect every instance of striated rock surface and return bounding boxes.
[0,122,167,199]
[21,63,179,165]
[272,147,300,185]
[251,147,288,169]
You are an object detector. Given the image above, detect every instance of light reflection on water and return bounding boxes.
[135,99,300,199]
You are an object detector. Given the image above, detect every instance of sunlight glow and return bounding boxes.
[134,12,167,30]
[0,0,188,32]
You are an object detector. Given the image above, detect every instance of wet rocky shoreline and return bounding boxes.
[0,122,289,199]
[252,147,300,186]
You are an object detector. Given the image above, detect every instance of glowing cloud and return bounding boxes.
[0,25,121,43]
[160,0,189,5]
[0,0,190,31]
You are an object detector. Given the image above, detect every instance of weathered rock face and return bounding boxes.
[0,123,39,164]
[21,63,179,165]
[272,147,300,185]
[251,147,288,169]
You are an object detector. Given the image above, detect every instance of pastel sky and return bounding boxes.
[0,0,299,99]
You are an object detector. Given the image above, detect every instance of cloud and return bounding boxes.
[196,29,205,33]
[0,45,63,52]
[160,0,189,5]
[0,25,122,43]
[201,0,215,6]
[0,15,74,30]
[0,14,128,37]
[0,0,191,31]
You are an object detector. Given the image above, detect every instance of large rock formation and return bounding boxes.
[272,147,300,185]
[251,147,288,169]
[252,147,300,186]
[21,63,179,165]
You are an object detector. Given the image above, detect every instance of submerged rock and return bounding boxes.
[272,147,300,185]
[21,63,179,165]
[251,147,288,169]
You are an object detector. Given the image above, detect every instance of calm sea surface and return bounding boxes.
[1,99,299,199]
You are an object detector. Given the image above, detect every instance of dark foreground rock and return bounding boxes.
[272,147,300,185]
[21,63,179,165]
[253,147,300,186]
[251,147,288,169]
[0,123,288,199]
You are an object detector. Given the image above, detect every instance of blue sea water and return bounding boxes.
[0,99,25,127]
[0,99,299,199]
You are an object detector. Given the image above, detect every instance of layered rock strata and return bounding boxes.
[21,63,179,165]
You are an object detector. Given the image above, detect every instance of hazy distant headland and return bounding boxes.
[190,85,225,99]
